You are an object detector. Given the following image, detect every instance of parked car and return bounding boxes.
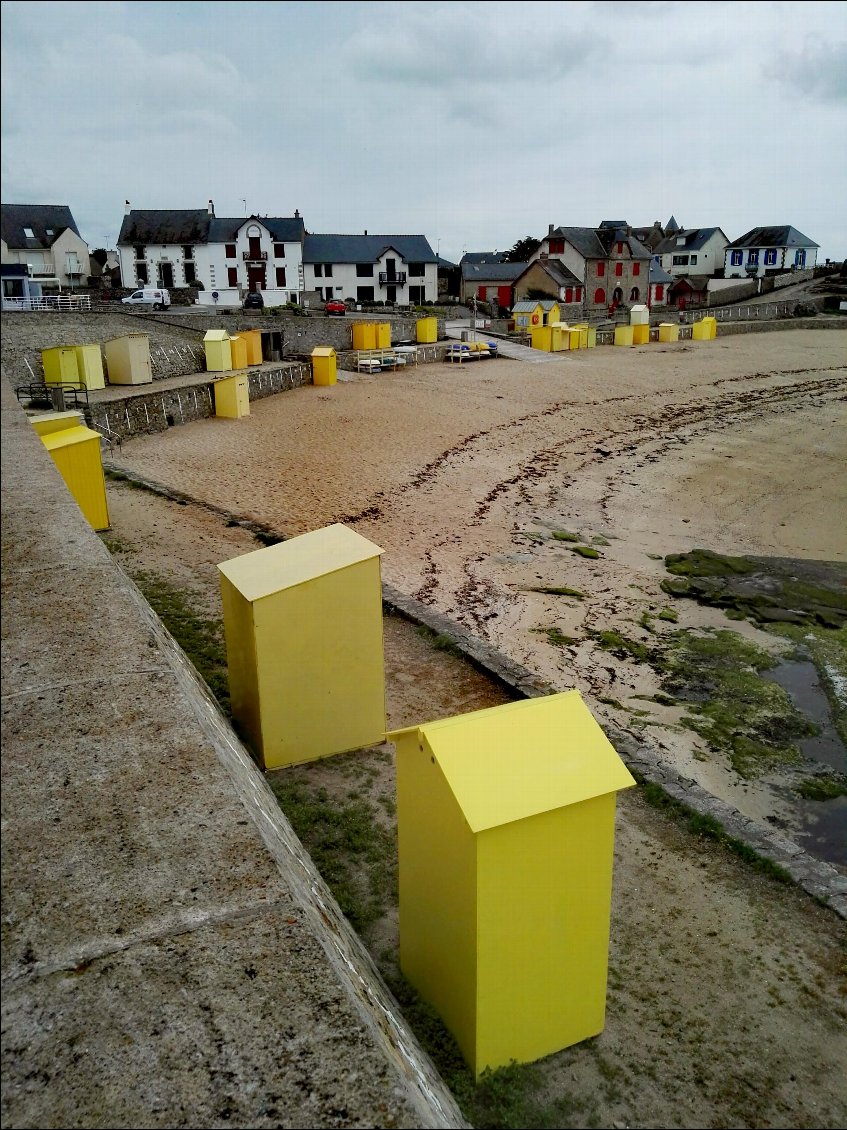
[122,288,170,310]
[243,291,264,310]
[325,298,346,315]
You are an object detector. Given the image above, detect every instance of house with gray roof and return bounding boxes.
[117,201,306,305]
[302,233,437,305]
[527,222,666,313]
[654,227,729,279]
[723,226,819,278]
[459,259,524,306]
[512,258,584,317]
[1,203,91,290]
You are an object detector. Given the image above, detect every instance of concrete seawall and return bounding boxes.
[0,373,467,1129]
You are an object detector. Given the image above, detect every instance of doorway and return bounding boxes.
[159,263,174,288]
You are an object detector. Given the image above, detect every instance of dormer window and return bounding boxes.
[24,227,34,238]
[676,236,686,246]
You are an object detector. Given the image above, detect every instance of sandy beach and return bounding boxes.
[110,328,847,844]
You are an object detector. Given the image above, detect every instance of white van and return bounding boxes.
[122,288,171,310]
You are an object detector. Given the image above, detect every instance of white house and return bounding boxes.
[1,203,91,290]
[653,227,729,278]
[302,233,438,306]
[724,226,819,279]
[117,201,306,306]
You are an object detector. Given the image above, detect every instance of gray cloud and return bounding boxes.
[766,38,847,101]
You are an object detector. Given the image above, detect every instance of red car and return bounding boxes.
[325,298,347,315]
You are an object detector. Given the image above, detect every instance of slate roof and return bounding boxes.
[599,220,629,230]
[666,215,681,233]
[1,204,82,249]
[461,251,506,265]
[549,226,607,258]
[117,210,306,246]
[516,259,581,288]
[649,262,674,283]
[596,227,653,260]
[209,215,305,242]
[461,261,524,282]
[654,227,727,254]
[668,275,711,292]
[303,234,436,264]
[118,209,210,245]
[727,226,819,249]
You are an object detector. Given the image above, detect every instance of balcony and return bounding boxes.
[243,250,268,262]
[379,271,406,286]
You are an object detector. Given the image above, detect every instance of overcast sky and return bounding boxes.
[2,0,846,263]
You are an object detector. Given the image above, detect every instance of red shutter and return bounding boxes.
[594,288,606,304]
[656,284,664,300]
[576,287,582,301]
[615,262,623,276]
[565,287,573,302]
[228,267,238,286]
[597,262,605,277]
[478,286,486,300]
[633,262,640,276]
[616,242,623,254]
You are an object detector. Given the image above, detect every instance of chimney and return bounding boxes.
[548,223,554,236]
[124,200,131,215]
[208,199,214,216]
[364,229,368,235]
[294,208,300,218]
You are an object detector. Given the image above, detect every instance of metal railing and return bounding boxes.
[15,382,90,410]
[243,251,268,261]
[2,294,92,312]
[379,272,407,286]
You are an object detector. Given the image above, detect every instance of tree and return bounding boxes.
[502,236,541,263]
[91,248,109,267]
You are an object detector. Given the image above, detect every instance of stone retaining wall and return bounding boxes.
[87,363,313,441]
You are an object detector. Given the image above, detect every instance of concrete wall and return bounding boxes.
[0,371,467,1129]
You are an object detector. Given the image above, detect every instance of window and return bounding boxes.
[549,238,565,254]
[356,263,374,277]
[228,267,238,286]
[616,242,623,254]
[730,250,743,266]
[596,262,605,277]
[134,245,145,259]
[690,254,698,265]
[324,264,333,278]
[795,249,806,266]
[630,287,639,302]
[594,287,606,304]
[314,264,323,277]
[136,263,148,284]
[24,227,34,238]
[184,262,196,284]
[615,262,623,277]
[656,284,664,301]
[748,250,759,265]
[765,249,777,265]
[409,262,425,277]
[274,243,286,258]
[276,266,287,287]
[357,285,375,301]
[564,287,573,302]
[183,245,194,260]
[672,254,689,266]
[575,287,582,302]
[225,244,236,259]
[633,263,640,276]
